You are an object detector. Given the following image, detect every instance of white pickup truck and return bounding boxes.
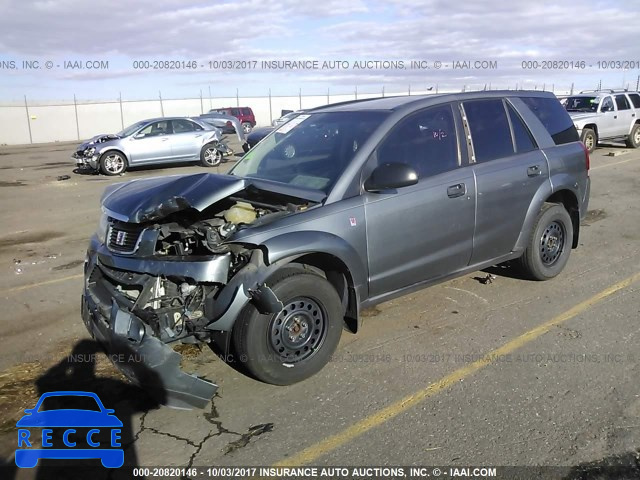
[561,89,640,152]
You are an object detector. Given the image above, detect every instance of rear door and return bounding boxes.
[170,119,206,160]
[463,98,549,265]
[613,94,634,137]
[365,104,476,298]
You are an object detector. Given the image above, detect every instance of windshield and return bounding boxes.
[230,111,389,193]
[564,96,599,112]
[117,121,147,137]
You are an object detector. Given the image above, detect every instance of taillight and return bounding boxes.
[580,142,590,176]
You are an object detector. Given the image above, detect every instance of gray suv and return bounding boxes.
[562,89,640,152]
[81,91,590,408]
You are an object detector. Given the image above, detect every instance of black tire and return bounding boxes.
[518,203,573,281]
[625,123,640,148]
[581,128,597,153]
[241,122,253,134]
[232,268,343,385]
[99,151,128,176]
[200,143,222,167]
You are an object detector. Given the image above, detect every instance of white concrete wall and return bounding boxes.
[0,88,442,145]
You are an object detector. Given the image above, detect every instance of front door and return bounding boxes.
[127,120,173,164]
[365,104,475,299]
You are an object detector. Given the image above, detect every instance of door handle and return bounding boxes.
[614,115,617,119]
[527,165,541,177]
[447,183,466,198]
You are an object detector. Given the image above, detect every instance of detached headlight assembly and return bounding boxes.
[96,214,109,244]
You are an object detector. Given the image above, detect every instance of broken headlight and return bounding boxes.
[84,147,96,157]
[96,213,109,244]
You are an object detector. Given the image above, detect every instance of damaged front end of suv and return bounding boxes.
[82,173,325,408]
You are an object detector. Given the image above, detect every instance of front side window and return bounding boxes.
[600,96,615,112]
[463,99,513,162]
[230,111,388,193]
[377,104,459,178]
[615,94,631,110]
[138,121,171,137]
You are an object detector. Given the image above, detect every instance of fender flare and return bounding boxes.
[513,178,580,252]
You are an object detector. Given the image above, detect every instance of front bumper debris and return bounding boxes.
[72,152,99,170]
[82,292,217,409]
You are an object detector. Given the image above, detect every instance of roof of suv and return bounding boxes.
[309,90,557,113]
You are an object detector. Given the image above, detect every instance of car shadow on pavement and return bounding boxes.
[20,339,166,479]
[562,450,640,479]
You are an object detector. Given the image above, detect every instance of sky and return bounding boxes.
[0,0,639,102]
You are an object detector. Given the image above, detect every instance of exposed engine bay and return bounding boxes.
[92,186,313,347]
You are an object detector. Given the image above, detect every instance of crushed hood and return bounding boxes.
[101,173,326,223]
[78,133,120,150]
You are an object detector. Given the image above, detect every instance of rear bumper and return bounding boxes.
[81,286,217,410]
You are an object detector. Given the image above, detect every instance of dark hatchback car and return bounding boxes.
[81,92,590,408]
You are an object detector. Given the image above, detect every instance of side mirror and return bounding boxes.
[364,163,419,192]
[133,133,146,139]
[601,105,612,113]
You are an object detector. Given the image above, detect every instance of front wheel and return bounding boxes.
[232,269,343,385]
[99,151,128,176]
[200,143,222,167]
[625,124,640,148]
[518,203,573,281]
[581,128,597,153]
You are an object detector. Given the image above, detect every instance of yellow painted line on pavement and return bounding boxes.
[0,273,83,295]
[274,271,640,466]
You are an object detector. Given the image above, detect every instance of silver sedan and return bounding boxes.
[72,117,228,175]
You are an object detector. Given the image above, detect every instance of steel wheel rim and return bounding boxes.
[584,134,594,150]
[104,154,124,174]
[204,147,221,165]
[269,297,326,363]
[539,221,565,266]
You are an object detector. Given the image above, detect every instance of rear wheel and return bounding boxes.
[241,122,253,134]
[99,151,128,175]
[232,269,343,385]
[581,128,597,153]
[518,203,573,281]
[625,124,640,148]
[200,143,222,167]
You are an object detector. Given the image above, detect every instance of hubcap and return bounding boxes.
[104,154,124,174]
[269,297,326,363]
[539,221,565,266]
[204,148,221,165]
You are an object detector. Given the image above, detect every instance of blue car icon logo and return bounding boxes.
[15,391,124,468]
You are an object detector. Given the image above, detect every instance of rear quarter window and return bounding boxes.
[521,97,579,145]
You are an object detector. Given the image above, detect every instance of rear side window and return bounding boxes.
[615,94,631,110]
[521,97,579,145]
[463,99,513,162]
[507,104,537,153]
[628,93,640,108]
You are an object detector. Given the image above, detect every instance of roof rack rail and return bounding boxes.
[579,88,629,94]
